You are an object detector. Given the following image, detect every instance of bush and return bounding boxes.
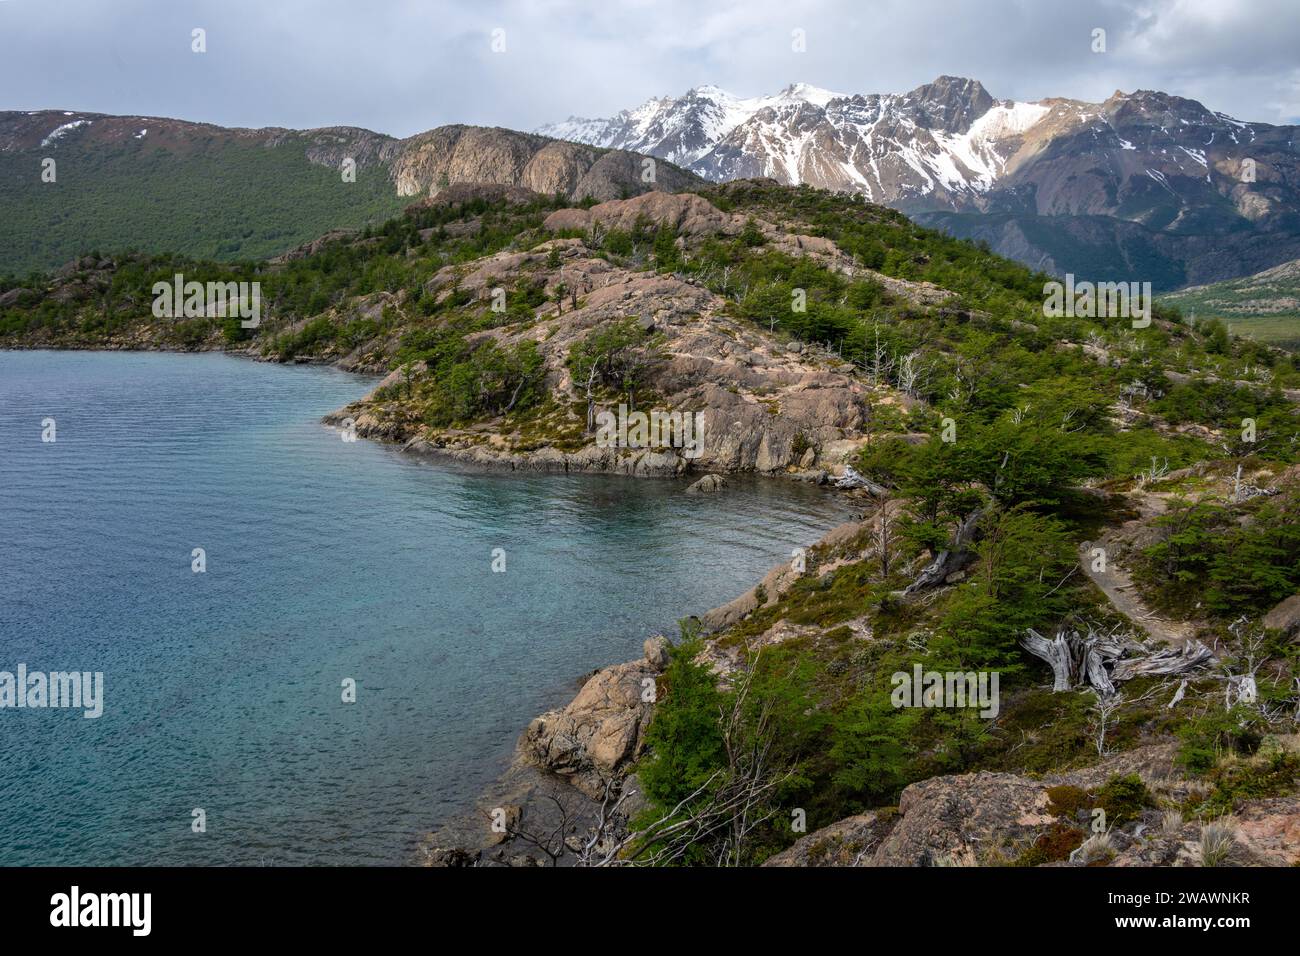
[1095,774,1153,826]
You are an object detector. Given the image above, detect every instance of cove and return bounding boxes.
[0,349,855,865]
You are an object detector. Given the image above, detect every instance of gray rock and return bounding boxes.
[685,474,726,494]
[1263,593,1300,637]
[643,635,670,670]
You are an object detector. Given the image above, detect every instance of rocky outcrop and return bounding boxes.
[333,231,894,476]
[872,772,1057,866]
[1109,797,1300,867]
[763,812,897,867]
[544,190,748,237]
[760,741,1300,867]
[544,191,952,306]
[268,229,358,263]
[520,636,670,798]
[700,517,871,635]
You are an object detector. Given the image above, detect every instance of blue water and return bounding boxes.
[0,350,852,865]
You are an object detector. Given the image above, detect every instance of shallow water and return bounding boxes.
[0,350,854,865]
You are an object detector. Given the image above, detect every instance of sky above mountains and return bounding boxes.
[3,0,1299,137]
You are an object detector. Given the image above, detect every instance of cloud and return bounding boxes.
[1,0,1297,136]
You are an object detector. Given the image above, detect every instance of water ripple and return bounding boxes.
[0,350,853,865]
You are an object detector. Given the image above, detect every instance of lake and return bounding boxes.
[0,350,853,865]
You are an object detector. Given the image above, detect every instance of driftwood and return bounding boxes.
[1020,628,1215,697]
[901,508,982,595]
[834,465,889,495]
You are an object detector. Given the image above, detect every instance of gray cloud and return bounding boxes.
[2,0,1298,137]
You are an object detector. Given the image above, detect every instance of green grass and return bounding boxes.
[1219,315,1300,350]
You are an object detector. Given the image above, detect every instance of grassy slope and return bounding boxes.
[1161,261,1300,350]
[0,138,406,276]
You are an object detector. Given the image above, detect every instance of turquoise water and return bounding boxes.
[0,350,852,865]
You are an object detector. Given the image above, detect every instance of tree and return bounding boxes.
[653,225,681,273]
[567,318,663,425]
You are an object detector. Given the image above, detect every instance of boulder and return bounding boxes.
[1263,593,1300,637]
[521,656,661,798]
[643,635,670,670]
[685,474,726,494]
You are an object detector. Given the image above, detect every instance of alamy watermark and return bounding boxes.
[1,665,103,718]
[594,403,704,459]
[1043,274,1151,328]
[50,886,150,936]
[152,273,261,328]
[891,664,1000,718]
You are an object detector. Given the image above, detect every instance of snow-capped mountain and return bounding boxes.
[541,82,845,168]
[540,76,1297,216]
[541,76,1300,287]
[541,76,1059,207]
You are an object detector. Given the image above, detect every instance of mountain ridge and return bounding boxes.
[0,110,703,274]
[540,77,1300,289]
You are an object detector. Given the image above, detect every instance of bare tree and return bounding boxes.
[1020,626,1215,694]
[585,659,792,867]
[1088,689,1124,757]
[896,349,924,397]
[877,494,893,579]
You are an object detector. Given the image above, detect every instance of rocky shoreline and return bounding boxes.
[415,510,875,867]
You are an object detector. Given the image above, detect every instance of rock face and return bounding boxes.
[520,637,670,798]
[389,125,702,201]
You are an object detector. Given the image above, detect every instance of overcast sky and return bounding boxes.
[3,0,1299,136]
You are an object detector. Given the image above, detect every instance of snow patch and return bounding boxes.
[41,119,89,147]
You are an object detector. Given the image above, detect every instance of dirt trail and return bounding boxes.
[1079,490,1197,648]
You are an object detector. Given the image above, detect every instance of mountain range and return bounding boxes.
[541,76,1300,290]
[5,76,1300,298]
[0,111,700,273]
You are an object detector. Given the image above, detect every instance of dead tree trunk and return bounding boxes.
[1021,627,1215,696]
[901,508,982,595]
[833,465,890,495]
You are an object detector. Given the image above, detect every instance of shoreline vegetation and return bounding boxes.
[5,179,1300,866]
